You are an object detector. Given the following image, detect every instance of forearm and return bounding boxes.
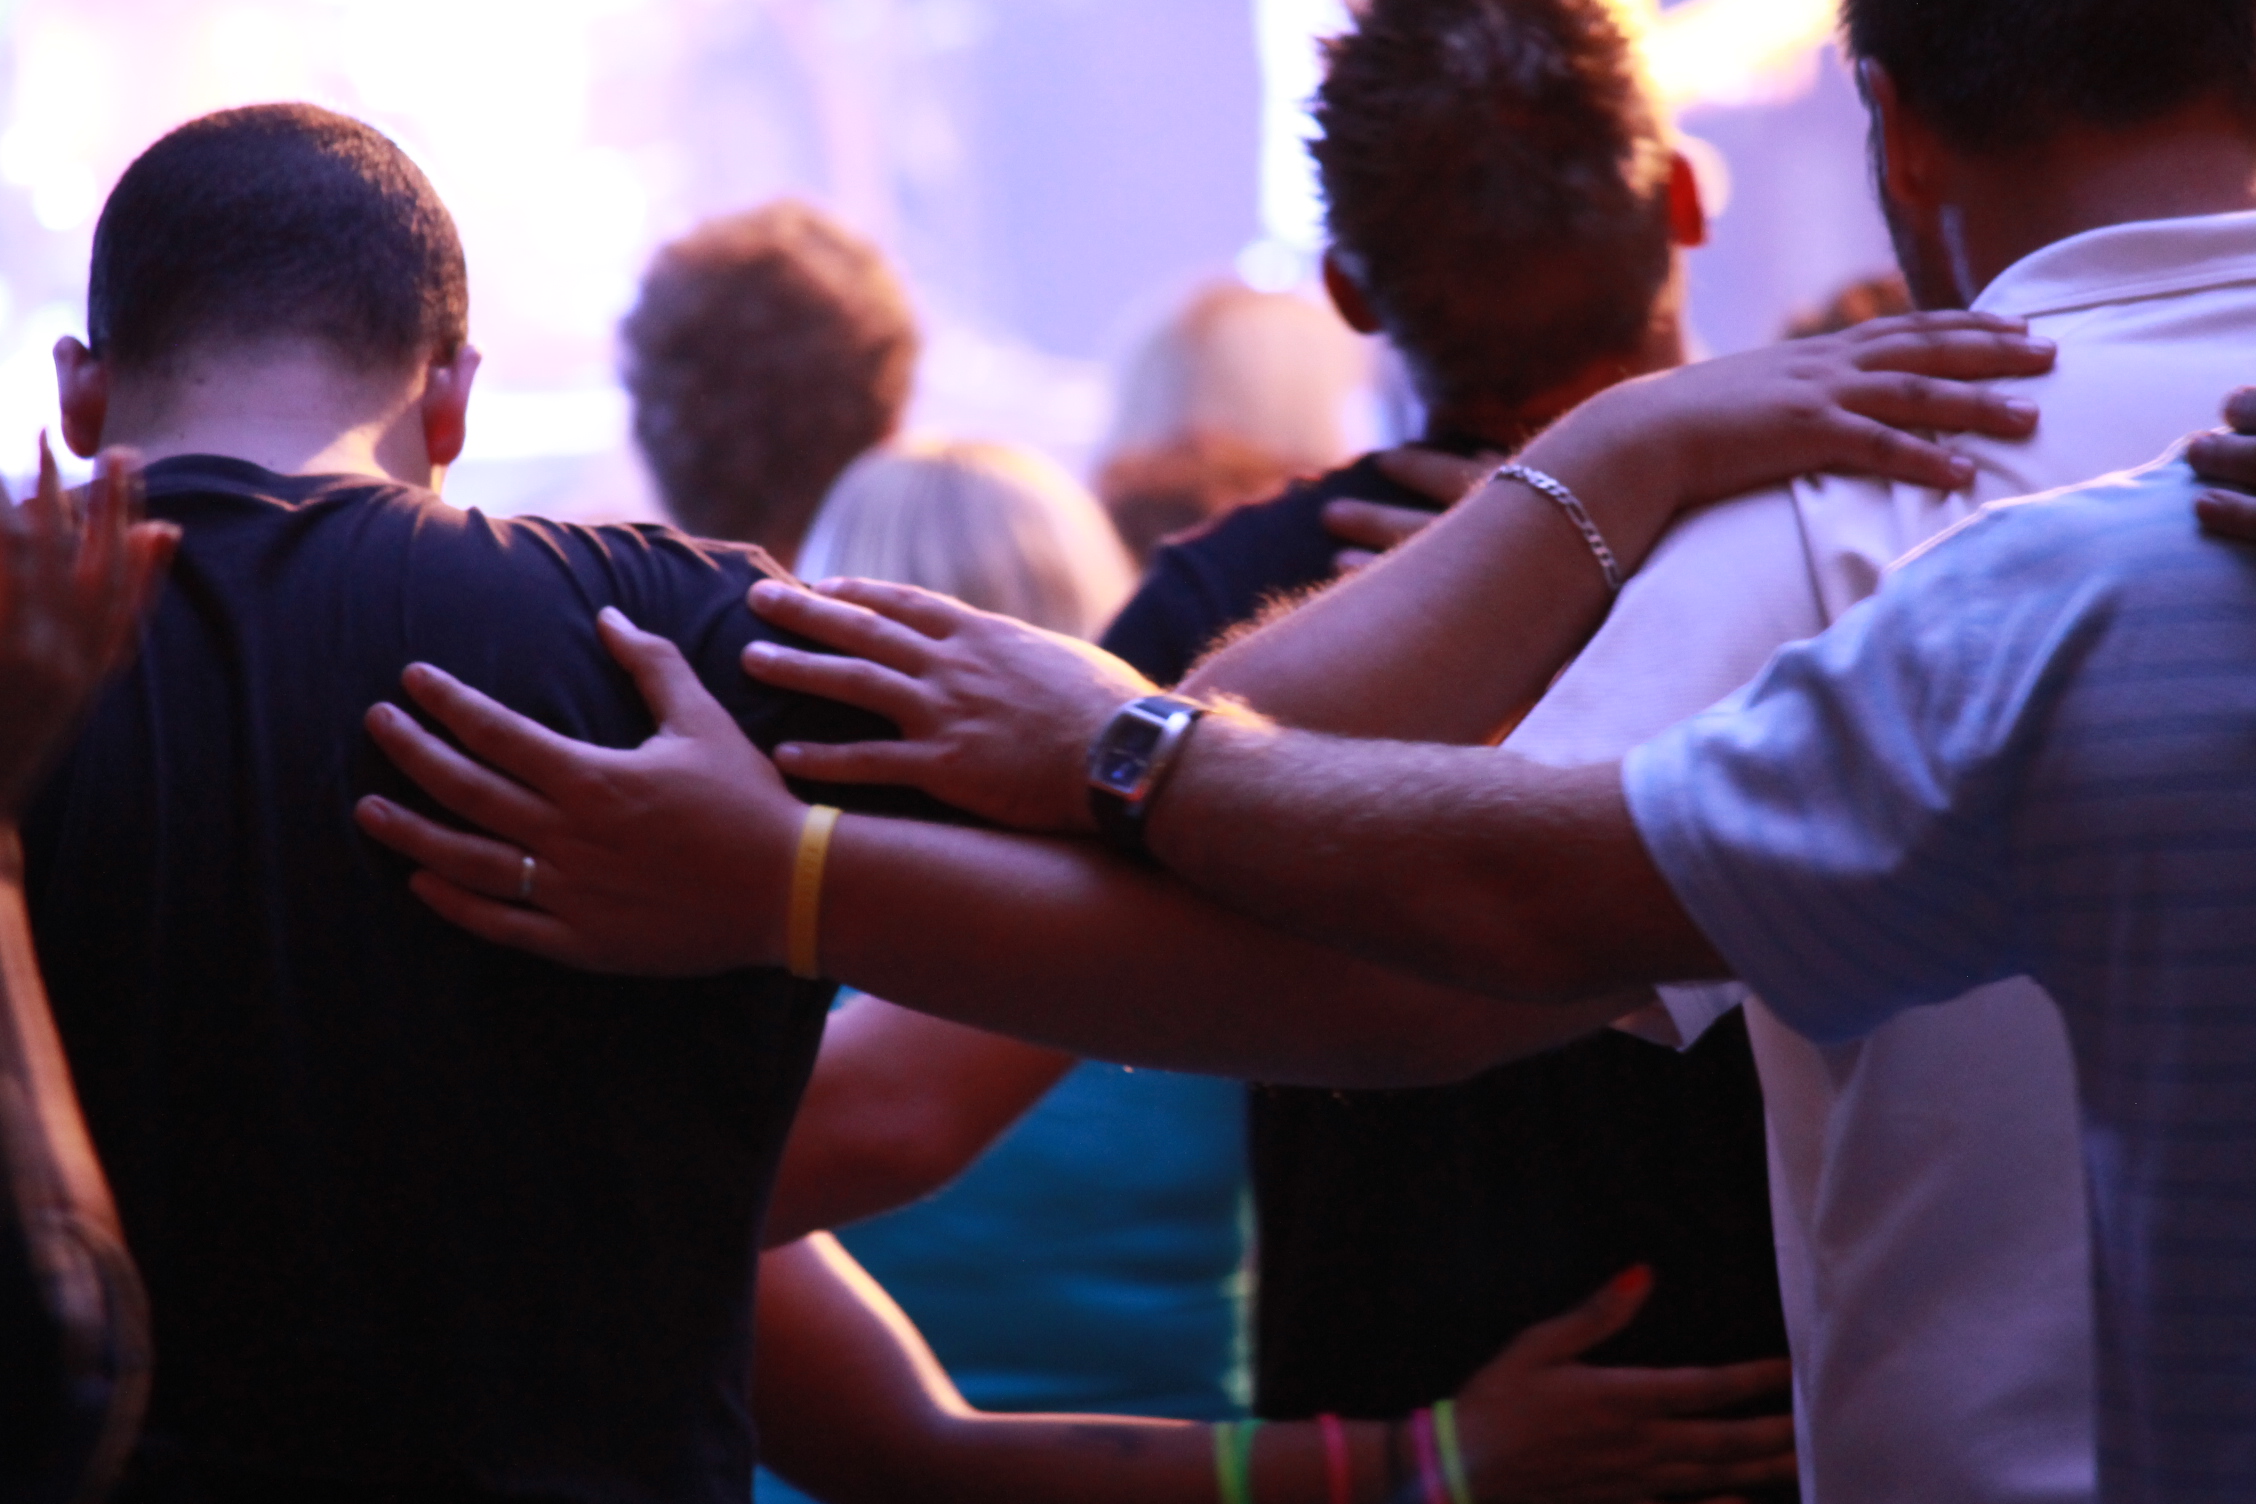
[1146,715,1725,1002]
[765,998,1076,1246]
[0,827,121,1232]
[1182,398,1671,743]
[757,1237,1395,1504]
[818,816,1627,1087]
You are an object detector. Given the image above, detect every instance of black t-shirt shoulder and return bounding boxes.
[1100,453,1440,685]
[22,458,931,1500]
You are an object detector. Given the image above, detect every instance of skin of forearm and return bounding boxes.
[1148,715,1726,1003]
[763,999,1076,1247]
[757,1236,1397,1504]
[818,816,1627,1088]
[1182,392,1676,744]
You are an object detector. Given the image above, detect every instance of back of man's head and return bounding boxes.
[1843,0,2256,151]
[1313,0,1673,416]
[620,201,920,556]
[91,104,467,378]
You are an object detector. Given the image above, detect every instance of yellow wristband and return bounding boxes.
[786,805,841,980]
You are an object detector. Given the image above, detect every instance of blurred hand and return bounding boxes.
[354,607,801,975]
[2187,386,2256,543]
[0,438,177,815]
[1454,1267,1798,1502]
[1322,496,1447,572]
[743,578,1156,835]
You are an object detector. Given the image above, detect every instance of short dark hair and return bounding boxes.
[90,104,467,374]
[1312,0,1673,414]
[620,201,920,552]
[1843,0,2256,150]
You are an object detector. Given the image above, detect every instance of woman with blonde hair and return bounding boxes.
[796,439,1134,638]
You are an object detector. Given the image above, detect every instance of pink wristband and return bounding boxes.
[1411,1406,1448,1504]
[1318,1412,1352,1504]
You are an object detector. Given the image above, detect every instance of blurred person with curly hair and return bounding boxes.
[621,200,919,565]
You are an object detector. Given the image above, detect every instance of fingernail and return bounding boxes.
[356,794,394,822]
[367,702,400,730]
[598,605,627,629]
[1949,456,1976,485]
[743,641,775,665]
[2004,399,2037,422]
[1608,1265,1654,1299]
[774,743,804,766]
[2023,337,2055,354]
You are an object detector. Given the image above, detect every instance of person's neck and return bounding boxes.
[104,349,435,488]
[1423,308,1689,453]
[1946,97,2256,300]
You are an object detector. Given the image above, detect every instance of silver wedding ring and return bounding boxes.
[517,853,536,904]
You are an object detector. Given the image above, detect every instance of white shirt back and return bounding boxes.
[1503,210,2256,1504]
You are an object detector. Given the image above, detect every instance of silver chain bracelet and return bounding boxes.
[1489,462,1624,594]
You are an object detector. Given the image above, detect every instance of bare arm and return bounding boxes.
[764,999,1076,1247]
[1148,712,1723,1003]
[755,1235,1797,1503]
[0,441,174,1498]
[1176,314,2051,745]
[352,616,1635,1087]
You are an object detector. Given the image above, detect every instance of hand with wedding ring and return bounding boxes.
[354,607,806,976]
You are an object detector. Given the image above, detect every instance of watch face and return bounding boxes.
[1095,714,1166,794]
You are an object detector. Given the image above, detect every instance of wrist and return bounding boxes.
[1519,375,1688,567]
[749,795,817,971]
[1084,694,1208,856]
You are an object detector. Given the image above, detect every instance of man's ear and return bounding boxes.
[420,344,481,469]
[1666,151,1708,249]
[53,337,108,459]
[1860,60,1942,220]
[1322,251,1384,335]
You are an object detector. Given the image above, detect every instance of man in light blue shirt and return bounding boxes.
[1622,458,2256,1501]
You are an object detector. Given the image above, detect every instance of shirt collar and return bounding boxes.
[1974,209,2256,319]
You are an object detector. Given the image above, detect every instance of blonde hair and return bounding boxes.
[797,440,1137,641]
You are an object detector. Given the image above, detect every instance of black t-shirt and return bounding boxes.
[22,458,933,1503]
[1101,454,1791,1420]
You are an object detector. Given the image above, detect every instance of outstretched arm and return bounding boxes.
[353,612,1638,1086]
[764,999,1076,1247]
[1173,313,2051,745]
[741,316,2052,829]
[0,441,175,1499]
[756,1234,1797,1503]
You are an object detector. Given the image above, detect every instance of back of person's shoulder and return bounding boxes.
[1146,452,1421,587]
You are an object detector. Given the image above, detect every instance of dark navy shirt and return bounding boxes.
[1101,455,1791,1445]
[22,458,931,1503]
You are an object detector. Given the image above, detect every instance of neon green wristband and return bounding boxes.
[1433,1398,1474,1504]
[1213,1418,1262,1504]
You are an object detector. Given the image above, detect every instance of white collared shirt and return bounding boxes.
[1503,210,2256,1504]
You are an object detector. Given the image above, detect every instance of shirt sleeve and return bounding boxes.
[1620,519,2032,1044]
